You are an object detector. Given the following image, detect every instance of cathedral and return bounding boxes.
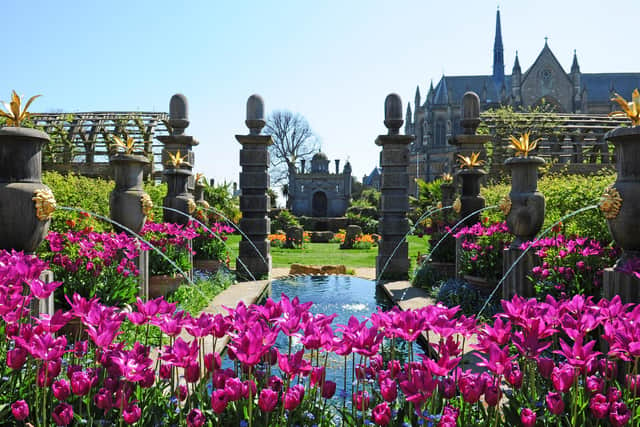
[405,8,640,186]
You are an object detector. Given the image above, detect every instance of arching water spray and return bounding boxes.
[58,206,197,290]
[375,205,453,283]
[476,204,599,318]
[158,206,256,282]
[201,206,268,268]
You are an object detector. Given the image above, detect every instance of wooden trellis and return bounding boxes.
[30,111,170,180]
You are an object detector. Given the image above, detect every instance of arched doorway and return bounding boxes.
[312,191,328,217]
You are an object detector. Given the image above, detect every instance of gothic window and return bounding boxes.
[435,119,446,146]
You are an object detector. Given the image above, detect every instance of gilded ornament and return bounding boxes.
[499,195,512,216]
[452,197,461,214]
[188,199,197,214]
[199,200,211,209]
[140,193,153,217]
[599,186,623,220]
[32,188,56,221]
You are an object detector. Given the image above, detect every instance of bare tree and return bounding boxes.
[264,110,319,185]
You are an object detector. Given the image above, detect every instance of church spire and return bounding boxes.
[414,85,421,108]
[492,7,505,87]
[406,102,412,124]
[512,50,521,74]
[571,49,580,73]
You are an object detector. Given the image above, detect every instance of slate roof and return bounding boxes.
[431,75,511,106]
[582,73,640,103]
[363,167,381,186]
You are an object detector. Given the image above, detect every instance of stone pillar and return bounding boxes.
[376,94,414,281]
[335,159,340,174]
[236,95,273,280]
[158,95,197,225]
[502,249,538,299]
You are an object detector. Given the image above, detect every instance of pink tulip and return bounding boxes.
[536,357,554,379]
[187,408,206,427]
[520,408,536,427]
[52,402,74,426]
[372,402,391,426]
[352,391,370,411]
[610,401,631,427]
[6,347,27,369]
[258,388,279,412]
[284,385,304,411]
[122,402,141,424]
[94,388,113,410]
[484,384,501,407]
[380,377,397,402]
[71,370,91,396]
[11,400,29,421]
[546,391,565,415]
[551,364,575,393]
[321,380,336,399]
[589,393,609,419]
[211,389,228,414]
[52,379,71,401]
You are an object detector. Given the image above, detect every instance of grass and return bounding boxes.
[223,234,431,271]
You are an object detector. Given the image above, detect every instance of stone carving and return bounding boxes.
[33,188,56,221]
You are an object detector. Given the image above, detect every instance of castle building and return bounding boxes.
[405,8,640,189]
[288,152,352,217]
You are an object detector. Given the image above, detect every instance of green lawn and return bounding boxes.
[224,234,430,270]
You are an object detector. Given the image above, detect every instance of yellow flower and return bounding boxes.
[165,150,188,168]
[452,197,461,214]
[499,195,512,216]
[441,173,453,183]
[457,152,485,169]
[32,188,56,221]
[599,186,623,220]
[508,132,541,157]
[609,89,640,126]
[0,90,41,127]
[110,135,138,154]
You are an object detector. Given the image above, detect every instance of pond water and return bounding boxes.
[221,275,400,406]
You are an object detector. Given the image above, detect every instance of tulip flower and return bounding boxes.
[520,408,536,427]
[52,402,74,426]
[284,385,304,411]
[372,402,391,426]
[71,370,91,396]
[122,402,141,424]
[546,391,565,415]
[11,400,29,421]
[589,393,609,419]
[187,408,206,427]
[321,380,336,399]
[211,389,228,414]
[52,379,71,401]
[380,377,397,402]
[610,401,631,427]
[258,388,279,412]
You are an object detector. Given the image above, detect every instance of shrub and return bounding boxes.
[431,278,499,319]
[482,170,615,242]
[168,269,234,313]
[270,209,300,233]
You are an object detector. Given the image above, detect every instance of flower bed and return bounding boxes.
[6,249,640,426]
[455,220,512,285]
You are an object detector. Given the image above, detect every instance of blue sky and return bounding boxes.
[3,1,635,191]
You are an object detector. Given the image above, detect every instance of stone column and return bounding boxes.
[157,94,199,212]
[236,95,273,280]
[376,94,414,281]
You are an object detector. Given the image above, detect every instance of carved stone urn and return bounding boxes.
[163,168,194,225]
[109,153,151,234]
[602,126,640,267]
[504,156,546,248]
[456,168,486,226]
[440,181,456,207]
[0,127,55,252]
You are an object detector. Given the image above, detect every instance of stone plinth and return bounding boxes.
[502,247,539,299]
[375,94,414,281]
[236,95,272,280]
[285,226,304,248]
[603,269,640,303]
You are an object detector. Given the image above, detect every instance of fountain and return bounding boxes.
[602,122,640,302]
[0,127,55,252]
[501,132,546,299]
